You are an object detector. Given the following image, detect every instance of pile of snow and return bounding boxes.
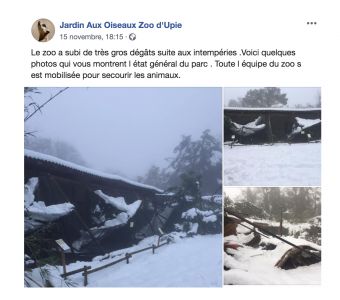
[26,201,74,222]
[27,234,222,287]
[94,190,142,229]
[25,177,74,232]
[224,143,320,186]
[224,224,321,284]
[291,117,321,135]
[230,117,266,136]
[182,208,214,220]
[94,190,141,218]
[296,117,321,129]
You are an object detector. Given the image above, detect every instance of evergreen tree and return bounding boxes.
[141,130,222,195]
[241,87,288,108]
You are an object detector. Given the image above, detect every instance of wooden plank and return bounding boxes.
[83,242,170,278]
[129,246,153,256]
[61,265,91,278]
[86,256,127,275]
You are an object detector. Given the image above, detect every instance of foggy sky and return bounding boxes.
[25,87,222,179]
[223,87,321,107]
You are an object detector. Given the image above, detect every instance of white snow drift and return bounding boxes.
[94,190,142,229]
[224,225,321,285]
[224,143,321,186]
[24,177,74,231]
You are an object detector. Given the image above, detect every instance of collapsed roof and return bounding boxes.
[224,107,321,144]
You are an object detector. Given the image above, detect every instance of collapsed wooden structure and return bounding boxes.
[224,209,321,270]
[224,107,321,144]
[24,149,176,261]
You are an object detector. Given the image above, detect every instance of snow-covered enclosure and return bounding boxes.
[94,190,142,229]
[25,149,163,193]
[94,190,141,218]
[224,143,320,186]
[27,234,222,287]
[24,177,74,232]
[291,117,321,135]
[230,116,266,136]
[71,191,142,249]
[224,225,321,284]
[295,117,321,129]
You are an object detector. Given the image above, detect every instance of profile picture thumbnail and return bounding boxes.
[31,18,55,42]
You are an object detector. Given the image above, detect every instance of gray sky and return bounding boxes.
[223,87,321,107]
[25,87,222,179]
[224,187,243,201]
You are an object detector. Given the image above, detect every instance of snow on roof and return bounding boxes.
[224,107,321,112]
[94,190,142,218]
[25,149,163,193]
[296,117,321,128]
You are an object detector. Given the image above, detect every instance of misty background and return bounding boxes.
[225,187,321,223]
[24,87,222,191]
[224,87,321,108]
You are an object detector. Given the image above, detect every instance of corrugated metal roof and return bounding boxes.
[25,149,163,193]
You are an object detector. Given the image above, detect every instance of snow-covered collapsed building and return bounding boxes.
[224,211,321,284]
[224,107,321,144]
[24,149,177,261]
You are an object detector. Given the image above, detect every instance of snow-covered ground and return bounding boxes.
[27,234,222,287]
[224,143,321,186]
[224,226,321,285]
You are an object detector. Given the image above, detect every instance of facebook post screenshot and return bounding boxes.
[1,0,339,298]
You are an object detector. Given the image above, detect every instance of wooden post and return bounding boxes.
[60,251,67,275]
[265,113,273,144]
[83,266,88,287]
[126,253,130,264]
[152,244,155,254]
[280,208,283,236]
